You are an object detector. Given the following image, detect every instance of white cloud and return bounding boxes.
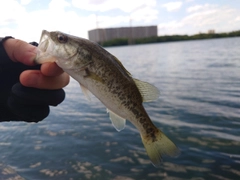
[72,0,156,13]
[158,21,183,29]
[187,3,214,13]
[183,5,233,28]
[94,7,158,29]
[187,5,204,13]
[158,4,240,35]
[17,9,95,41]
[162,1,183,12]
[49,0,71,11]
[20,0,32,5]
[96,15,129,28]
[158,21,184,35]
[235,16,240,22]
[0,0,26,26]
[71,0,158,27]
[1,0,240,42]
[0,0,96,41]
[130,6,158,23]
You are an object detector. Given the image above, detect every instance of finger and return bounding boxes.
[20,70,70,89]
[41,62,64,77]
[3,38,37,66]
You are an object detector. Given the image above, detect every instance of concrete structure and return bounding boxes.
[208,29,215,34]
[88,26,157,44]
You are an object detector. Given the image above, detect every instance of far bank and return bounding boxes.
[100,30,240,47]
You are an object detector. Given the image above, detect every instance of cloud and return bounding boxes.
[20,0,32,5]
[187,5,204,13]
[185,3,240,30]
[72,0,156,13]
[1,0,240,41]
[183,5,236,28]
[72,0,158,26]
[235,16,240,22]
[0,0,96,41]
[187,3,213,13]
[158,21,183,29]
[162,1,183,12]
[0,0,26,26]
[95,15,129,28]
[158,21,184,35]
[158,4,240,35]
[49,0,71,11]
[95,7,158,28]
[130,6,158,23]
[18,10,95,41]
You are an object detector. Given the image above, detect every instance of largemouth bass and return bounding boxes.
[35,30,179,167]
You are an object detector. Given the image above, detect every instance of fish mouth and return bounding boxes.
[38,30,50,52]
[34,30,57,64]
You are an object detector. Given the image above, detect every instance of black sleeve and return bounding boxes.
[0,36,13,64]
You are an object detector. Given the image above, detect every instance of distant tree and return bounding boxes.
[102,38,128,47]
[101,30,240,47]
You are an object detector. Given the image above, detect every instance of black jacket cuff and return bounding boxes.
[0,36,14,64]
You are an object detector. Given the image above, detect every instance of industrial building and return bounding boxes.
[88,26,157,44]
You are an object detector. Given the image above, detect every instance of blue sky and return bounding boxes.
[1,0,240,42]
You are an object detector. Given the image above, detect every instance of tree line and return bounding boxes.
[101,30,240,47]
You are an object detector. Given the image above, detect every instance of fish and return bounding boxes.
[35,30,180,167]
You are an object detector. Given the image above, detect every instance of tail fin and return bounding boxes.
[141,129,180,167]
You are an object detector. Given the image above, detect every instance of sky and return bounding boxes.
[0,0,240,42]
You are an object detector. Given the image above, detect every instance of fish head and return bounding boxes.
[35,30,91,70]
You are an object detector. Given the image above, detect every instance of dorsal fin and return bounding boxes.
[133,78,160,102]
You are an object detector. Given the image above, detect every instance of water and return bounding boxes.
[0,37,240,180]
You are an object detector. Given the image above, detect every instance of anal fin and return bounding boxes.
[107,109,126,132]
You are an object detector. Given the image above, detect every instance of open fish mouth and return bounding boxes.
[34,30,57,64]
[38,30,50,52]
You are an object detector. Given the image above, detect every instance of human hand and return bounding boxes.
[3,38,69,89]
[0,37,70,122]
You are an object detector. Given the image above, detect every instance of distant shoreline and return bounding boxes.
[101,30,240,47]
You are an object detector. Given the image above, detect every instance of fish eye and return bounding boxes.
[57,34,68,43]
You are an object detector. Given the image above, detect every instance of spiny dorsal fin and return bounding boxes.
[113,56,131,76]
[107,109,126,132]
[133,78,160,102]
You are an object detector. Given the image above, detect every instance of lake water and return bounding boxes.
[0,37,240,180]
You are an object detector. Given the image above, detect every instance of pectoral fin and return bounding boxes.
[79,83,92,101]
[107,109,126,132]
[84,68,104,83]
[133,78,160,102]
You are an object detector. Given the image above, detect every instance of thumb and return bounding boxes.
[3,38,38,66]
